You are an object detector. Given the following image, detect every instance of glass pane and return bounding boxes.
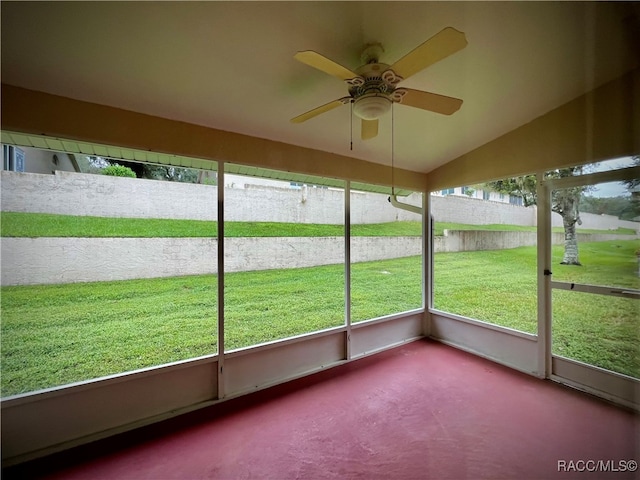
[1,149,218,397]
[350,189,422,322]
[552,290,639,378]
[223,169,344,350]
[431,185,537,334]
[552,179,639,289]
[551,165,639,379]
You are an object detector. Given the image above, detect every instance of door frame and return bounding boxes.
[537,164,640,409]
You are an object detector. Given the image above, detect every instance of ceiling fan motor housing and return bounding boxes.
[349,63,402,120]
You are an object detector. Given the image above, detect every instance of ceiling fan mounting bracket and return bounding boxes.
[360,42,385,65]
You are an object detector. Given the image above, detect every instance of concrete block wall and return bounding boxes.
[1,171,219,221]
[2,171,637,231]
[226,186,422,224]
[433,230,634,253]
[0,238,218,285]
[434,230,539,253]
[430,195,536,226]
[430,194,638,232]
[562,212,639,231]
[3,231,634,286]
[0,171,421,224]
[1,236,422,286]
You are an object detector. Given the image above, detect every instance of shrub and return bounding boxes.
[102,164,136,178]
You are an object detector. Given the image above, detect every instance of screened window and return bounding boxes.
[431,181,537,334]
[1,152,218,396]
[223,169,345,350]
[350,188,423,322]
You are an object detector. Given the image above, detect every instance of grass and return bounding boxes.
[433,247,539,333]
[550,241,640,377]
[2,240,638,397]
[1,276,219,395]
[436,222,636,236]
[0,212,408,238]
[0,257,422,396]
[2,212,636,238]
[434,240,640,378]
[552,292,639,377]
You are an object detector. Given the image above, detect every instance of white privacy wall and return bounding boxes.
[2,171,637,230]
[4,231,635,286]
[1,171,220,220]
[0,171,421,224]
[2,170,638,286]
[1,237,423,286]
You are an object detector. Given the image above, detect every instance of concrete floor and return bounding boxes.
[4,339,639,479]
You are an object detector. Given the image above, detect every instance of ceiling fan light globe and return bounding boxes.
[353,95,392,120]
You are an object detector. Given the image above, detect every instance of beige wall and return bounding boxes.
[0,85,426,192]
[427,68,640,191]
[3,70,638,196]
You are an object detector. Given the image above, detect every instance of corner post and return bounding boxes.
[536,172,552,378]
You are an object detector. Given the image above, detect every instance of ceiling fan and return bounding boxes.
[291,27,467,140]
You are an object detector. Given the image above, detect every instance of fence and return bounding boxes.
[3,231,635,286]
[2,170,638,230]
[0,171,420,224]
[1,237,419,286]
[2,170,638,285]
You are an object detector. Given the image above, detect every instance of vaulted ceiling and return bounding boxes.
[1,1,638,176]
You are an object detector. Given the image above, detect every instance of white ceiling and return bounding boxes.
[1,1,638,174]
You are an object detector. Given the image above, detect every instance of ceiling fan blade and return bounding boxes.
[389,27,467,80]
[397,88,463,115]
[294,51,359,81]
[361,119,378,140]
[290,97,350,123]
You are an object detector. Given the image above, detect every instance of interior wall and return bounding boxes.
[0,84,425,192]
[427,68,640,191]
[3,70,636,194]
[2,68,639,466]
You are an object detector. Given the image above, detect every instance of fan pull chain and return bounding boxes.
[391,102,395,196]
[350,100,353,151]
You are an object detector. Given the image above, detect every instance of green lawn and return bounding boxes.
[434,240,640,378]
[0,256,421,396]
[436,222,636,236]
[434,246,539,333]
[1,240,638,397]
[2,212,636,237]
[1,275,219,396]
[0,212,411,238]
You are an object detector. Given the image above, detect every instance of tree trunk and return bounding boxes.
[553,186,582,266]
[561,215,581,265]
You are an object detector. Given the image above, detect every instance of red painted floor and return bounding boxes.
[5,339,639,479]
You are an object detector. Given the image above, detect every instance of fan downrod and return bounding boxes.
[360,42,384,64]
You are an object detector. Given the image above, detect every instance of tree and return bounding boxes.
[102,164,136,178]
[86,156,201,183]
[622,156,640,221]
[580,194,638,221]
[622,155,640,189]
[487,166,586,266]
